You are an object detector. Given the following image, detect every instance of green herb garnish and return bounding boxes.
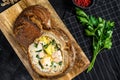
[34,43,38,48]
[55,44,61,50]
[36,50,42,52]
[54,65,56,68]
[50,61,54,67]
[36,54,43,59]
[43,44,49,49]
[58,61,62,66]
[43,49,48,54]
[51,39,56,45]
[46,64,48,66]
[36,54,40,59]
[43,39,56,49]
[39,60,44,69]
[76,7,115,72]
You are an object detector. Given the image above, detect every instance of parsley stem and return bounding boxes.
[87,53,97,72]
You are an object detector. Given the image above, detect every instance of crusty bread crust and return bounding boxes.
[14,17,41,50]
[28,28,76,78]
[14,5,51,49]
[14,5,76,78]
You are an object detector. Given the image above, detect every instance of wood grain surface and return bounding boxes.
[0,0,90,80]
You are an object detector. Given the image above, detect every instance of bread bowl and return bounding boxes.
[13,5,76,78]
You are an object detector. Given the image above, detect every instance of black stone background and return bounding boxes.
[0,0,120,80]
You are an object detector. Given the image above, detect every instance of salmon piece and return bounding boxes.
[40,57,51,69]
[52,50,62,63]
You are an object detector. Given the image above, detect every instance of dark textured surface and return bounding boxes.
[0,0,120,80]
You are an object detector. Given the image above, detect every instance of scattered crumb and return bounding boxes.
[1,0,18,6]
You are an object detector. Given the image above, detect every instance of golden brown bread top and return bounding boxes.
[14,5,51,49]
[19,5,51,29]
[14,17,41,49]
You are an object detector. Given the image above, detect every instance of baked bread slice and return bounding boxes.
[14,17,41,50]
[14,5,76,78]
[14,5,51,50]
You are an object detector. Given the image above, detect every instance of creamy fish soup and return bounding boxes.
[28,35,64,73]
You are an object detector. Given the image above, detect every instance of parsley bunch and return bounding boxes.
[76,7,115,72]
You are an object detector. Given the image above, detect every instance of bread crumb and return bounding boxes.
[1,0,18,6]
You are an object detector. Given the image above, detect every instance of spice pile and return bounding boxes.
[74,0,91,7]
[1,0,18,6]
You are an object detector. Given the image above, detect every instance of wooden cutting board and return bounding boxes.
[0,0,90,80]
